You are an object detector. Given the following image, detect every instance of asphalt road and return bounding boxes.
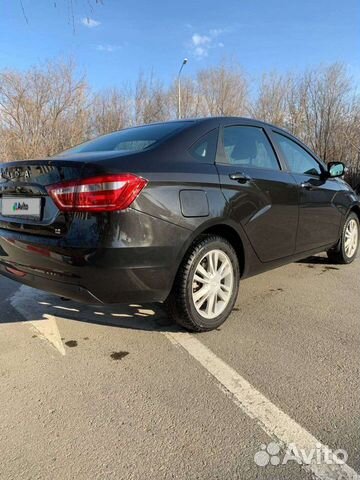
[0,254,359,480]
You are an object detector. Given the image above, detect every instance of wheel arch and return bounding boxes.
[172,220,249,286]
[198,224,245,276]
[349,204,360,223]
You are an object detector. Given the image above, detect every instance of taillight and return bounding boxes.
[6,266,26,277]
[46,174,147,213]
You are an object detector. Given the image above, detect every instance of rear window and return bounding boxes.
[58,122,191,156]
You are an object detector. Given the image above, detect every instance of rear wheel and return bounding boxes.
[166,235,240,332]
[327,212,359,264]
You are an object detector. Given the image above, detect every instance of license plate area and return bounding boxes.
[1,197,42,220]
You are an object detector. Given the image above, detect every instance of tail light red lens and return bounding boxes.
[47,174,147,213]
[6,266,26,277]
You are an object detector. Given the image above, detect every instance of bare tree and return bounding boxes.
[18,1,103,32]
[252,72,292,127]
[197,62,249,116]
[134,72,170,124]
[0,60,89,160]
[91,87,132,136]
[299,64,352,163]
[168,76,203,119]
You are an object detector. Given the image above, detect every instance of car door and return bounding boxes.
[216,124,299,263]
[271,130,343,252]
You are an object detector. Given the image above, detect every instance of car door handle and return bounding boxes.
[301,181,319,190]
[229,172,252,184]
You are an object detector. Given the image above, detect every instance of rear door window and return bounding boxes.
[222,126,280,170]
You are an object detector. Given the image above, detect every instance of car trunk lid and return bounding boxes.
[0,159,87,237]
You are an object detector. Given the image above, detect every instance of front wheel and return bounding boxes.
[166,235,240,332]
[327,212,359,264]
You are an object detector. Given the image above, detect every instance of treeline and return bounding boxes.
[1,59,360,184]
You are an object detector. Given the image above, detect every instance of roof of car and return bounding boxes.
[192,116,285,129]
[130,117,294,143]
[142,116,289,131]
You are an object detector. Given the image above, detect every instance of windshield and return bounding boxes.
[58,121,191,156]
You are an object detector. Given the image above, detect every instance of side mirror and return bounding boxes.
[328,162,345,178]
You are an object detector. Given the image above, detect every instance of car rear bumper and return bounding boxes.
[0,262,102,303]
[0,258,175,304]
[0,210,190,304]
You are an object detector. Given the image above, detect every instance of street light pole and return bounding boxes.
[177,58,188,119]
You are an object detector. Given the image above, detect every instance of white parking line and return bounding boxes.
[29,314,66,356]
[11,286,66,356]
[164,331,360,480]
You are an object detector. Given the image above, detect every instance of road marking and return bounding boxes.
[53,305,79,312]
[11,286,65,356]
[29,314,66,356]
[164,331,360,480]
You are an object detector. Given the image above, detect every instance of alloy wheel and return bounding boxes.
[345,218,359,259]
[192,249,234,320]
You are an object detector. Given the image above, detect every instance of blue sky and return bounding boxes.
[0,0,359,90]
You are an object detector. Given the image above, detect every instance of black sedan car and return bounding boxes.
[0,117,359,331]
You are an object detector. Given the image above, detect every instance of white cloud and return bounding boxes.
[192,33,211,47]
[190,29,226,58]
[194,47,208,58]
[81,17,101,28]
[96,44,122,53]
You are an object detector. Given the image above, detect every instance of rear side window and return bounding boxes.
[59,121,191,156]
[273,132,322,176]
[222,126,280,170]
[189,129,218,164]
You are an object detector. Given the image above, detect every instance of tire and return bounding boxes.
[327,212,360,264]
[166,235,240,332]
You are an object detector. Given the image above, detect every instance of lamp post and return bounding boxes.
[177,58,188,119]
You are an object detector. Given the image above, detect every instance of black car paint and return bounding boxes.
[0,117,358,305]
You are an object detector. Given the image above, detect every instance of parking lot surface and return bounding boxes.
[0,254,359,479]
